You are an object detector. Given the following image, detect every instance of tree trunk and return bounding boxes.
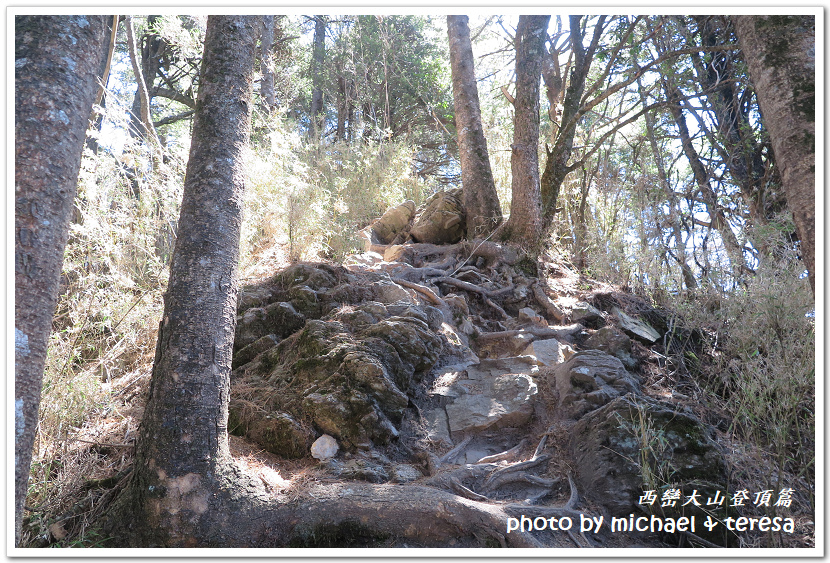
[447,15,503,238]
[14,15,109,545]
[128,16,166,140]
[636,76,697,291]
[103,15,262,546]
[540,16,605,231]
[126,16,160,148]
[85,15,119,155]
[733,15,815,293]
[309,15,326,138]
[503,15,550,246]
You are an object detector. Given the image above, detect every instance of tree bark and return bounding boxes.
[14,15,109,545]
[733,15,815,293]
[504,15,550,246]
[128,16,166,140]
[104,15,262,546]
[447,15,503,238]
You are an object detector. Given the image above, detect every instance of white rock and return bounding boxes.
[310,434,339,460]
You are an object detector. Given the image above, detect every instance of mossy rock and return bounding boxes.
[231,302,444,453]
[570,394,732,545]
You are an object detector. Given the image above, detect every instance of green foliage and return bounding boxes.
[677,234,814,491]
[243,111,432,266]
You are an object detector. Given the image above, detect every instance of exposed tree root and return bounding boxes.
[483,454,551,489]
[476,439,527,464]
[481,471,559,494]
[438,435,473,465]
[532,282,565,321]
[473,324,583,345]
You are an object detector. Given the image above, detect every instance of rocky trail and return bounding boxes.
[27,195,810,550]
[227,207,738,548]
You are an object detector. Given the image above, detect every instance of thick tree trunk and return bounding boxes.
[447,15,503,238]
[309,15,326,138]
[104,15,262,546]
[504,15,550,247]
[733,15,816,293]
[14,15,109,545]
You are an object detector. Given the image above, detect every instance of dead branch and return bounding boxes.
[474,324,583,345]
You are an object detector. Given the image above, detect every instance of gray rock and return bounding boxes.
[445,372,538,435]
[391,464,423,483]
[518,307,547,327]
[550,350,640,420]
[311,434,339,460]
[613,306,661,343]
[570,394,731,545]
[465,356,539,380]
[232,333,280,370]
[233,301,305,352]
[506,332,534,356]
[423,408,453,446]
[570,301,604,325]
[523,338,564,367]
[584,327,637,369]
[325,457,389,483]
[372,280,415,304]
[228,410,314,459]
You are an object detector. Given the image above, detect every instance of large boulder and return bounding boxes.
[570,394,733,545]
[371,200,416,245]
[230,301,444,454]
[550,350,640,420]
[409,188,465,244]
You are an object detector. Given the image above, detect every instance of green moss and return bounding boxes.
[516,255,538,277]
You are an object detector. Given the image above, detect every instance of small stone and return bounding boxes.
[391,464,422,483]
[311,434,339,460]
[518,307,547,327]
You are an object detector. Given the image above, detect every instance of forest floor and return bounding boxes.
[21,239,815,550]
